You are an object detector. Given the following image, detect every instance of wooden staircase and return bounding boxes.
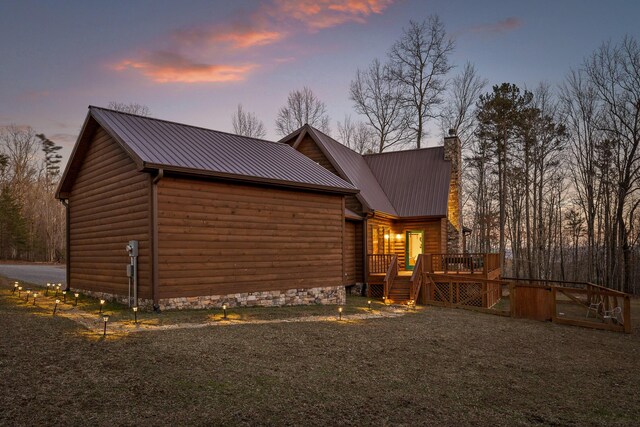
[387,274,411,304]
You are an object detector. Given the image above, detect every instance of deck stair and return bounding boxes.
[387,274,411,304]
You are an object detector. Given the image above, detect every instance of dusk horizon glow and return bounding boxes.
[1,0,639,166]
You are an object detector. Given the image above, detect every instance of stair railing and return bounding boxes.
[383,255,398,301]
[410,254,426,303]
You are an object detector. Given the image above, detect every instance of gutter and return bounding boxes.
[151,169,163,311]
[60,199,70,291]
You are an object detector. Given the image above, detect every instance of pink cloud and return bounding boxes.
[112,0,395,83]
[114,52,257,83]
[470,17,522,35]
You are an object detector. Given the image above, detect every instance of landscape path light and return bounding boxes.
[12,282,18,294]
[18,286,22,298]
[55,285,59,297]
[45,283,50,296]
[222,304,227,320]
[62,291,67,303]
[133,306,138,324]
[25,290,31,302]
[99,299,105,314]
[368,300,372,311]
[53,299,60,316]
[32,293,38,306]
[103,316,109,337]
[74,293,79,306]
[338,306,343,320]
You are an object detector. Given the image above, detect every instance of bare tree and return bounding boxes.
[350,59,410,152]
[231,104,267,139]
[389,16,455,148]
[275,87,330,136]
[440,62,487,148]
[336,115,376,154]
[585,36,640,293]
[107,102,151,116]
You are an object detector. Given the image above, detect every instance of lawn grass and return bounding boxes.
[1,277,639,426]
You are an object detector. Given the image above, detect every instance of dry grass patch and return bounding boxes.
[1,278,639,426]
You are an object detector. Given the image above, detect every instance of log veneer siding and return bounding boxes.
[156,176,344,298]
[68,127,151,298]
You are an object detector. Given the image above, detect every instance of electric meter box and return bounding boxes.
[126,240,139,257]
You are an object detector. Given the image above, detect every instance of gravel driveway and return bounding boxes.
[0,264,66,287]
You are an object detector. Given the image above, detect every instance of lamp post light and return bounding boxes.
[99,299,105,314]
[32,293,38,306]
[338,306,343,320]
[17,287,22,298]
[46,283,50,296]
[53,299,60,316]
[12,282,18,294]
[222,304,227,320]
[74,293,79,306]
[103,316,109,337]
[133,306,138,324]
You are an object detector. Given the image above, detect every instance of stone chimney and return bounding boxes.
[443,130,463,253]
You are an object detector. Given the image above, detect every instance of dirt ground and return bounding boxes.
[1,279,639,426]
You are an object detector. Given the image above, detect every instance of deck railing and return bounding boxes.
[428,253,501,276]
[368,254,396,274]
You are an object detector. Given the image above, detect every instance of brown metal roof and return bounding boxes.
[302,127,399,215]
[364,147,450,217]
[58,107,358,197]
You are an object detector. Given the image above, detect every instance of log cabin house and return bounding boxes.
[57,106,476,310]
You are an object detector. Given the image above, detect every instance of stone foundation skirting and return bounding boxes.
[71,285,346,311]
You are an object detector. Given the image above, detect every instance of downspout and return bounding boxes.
[151,169,163,311]
[60,199,70,292]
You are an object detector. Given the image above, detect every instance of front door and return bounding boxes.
[405,230,424,270]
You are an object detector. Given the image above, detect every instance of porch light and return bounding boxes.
[53,299,60,316]
[222,304,227,320]
[74,293,79,306]
[103,316,109,337]
[99,299,105,314]
[32,293,38,305]
[384,234,390,240]
[338,306,343,320]
[396,234,402,240]
[133,306,138,324]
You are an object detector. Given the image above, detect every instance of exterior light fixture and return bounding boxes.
[45,283,50,296]
[32,293,38,305]
[55,286,59,297]
[222,304,227,320]
[103,316,109,337]
[133,306,138,324]
[25,290,31,302]
[18,286,22,297]
[53,299,60,316]
[338,306,343,320]
[74,293,79,306]
[396,234,402,240]
[62,291,67,303]
[99,299,105,314]
[384,234,390,240]
[368,300,372,311]
[12,283,18,294]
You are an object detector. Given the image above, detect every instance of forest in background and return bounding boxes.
[1,17,638,294]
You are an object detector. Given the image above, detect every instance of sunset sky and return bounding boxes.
[1,0,639,164]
